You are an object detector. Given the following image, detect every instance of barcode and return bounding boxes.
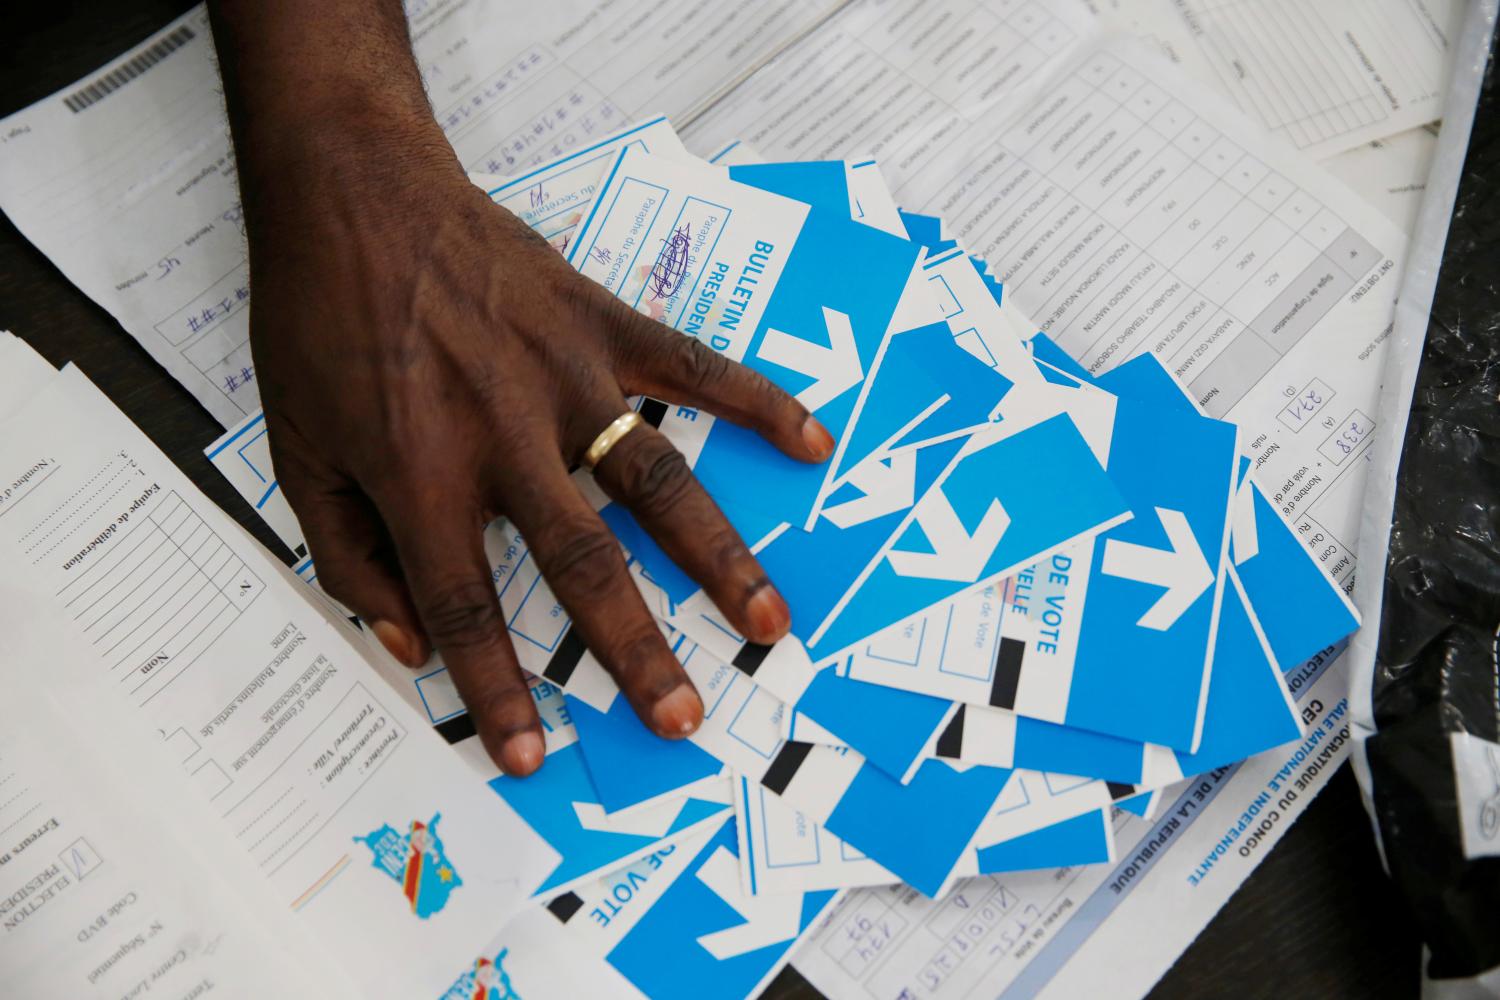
[63,25,197,113]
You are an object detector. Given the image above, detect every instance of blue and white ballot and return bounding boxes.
[567,146,926,529]
[1164,565,1304,781]
[443,819,839,1000]
[486,680,731,899]
[552,632,1011,898]
[735,772,1117,894]
[920,561,1304,791]
[769,411,1131,668]
[931,694,1164,787]
[1040,338,1362,672]
[733,776,898,895]
[473,115,689,254]
[1228,454,1362,668]
[842,369,1240,752]
[789,663,956,783]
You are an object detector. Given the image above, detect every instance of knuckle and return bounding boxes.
[611,628,677,696]
[706,526,756,582]
[308,561,357,608]
[417,579,502,650]
[668,333,733,392]
[620,440,694,518]
[538,518,623,601]
[469,677,532,738]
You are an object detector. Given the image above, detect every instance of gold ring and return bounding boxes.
[583,411,644,470]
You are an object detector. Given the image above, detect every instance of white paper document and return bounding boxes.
[0,619,356,998]
[1090,0,1461,157]
[0,361,557,997]
[1323,126,1440,236]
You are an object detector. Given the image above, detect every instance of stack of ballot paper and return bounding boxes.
[181,115,1370,999]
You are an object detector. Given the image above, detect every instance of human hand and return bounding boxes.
[243,129,832,777]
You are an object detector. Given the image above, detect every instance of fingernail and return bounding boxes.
[746,584,790,643]
[802,417,835,461]
[652,684,703,738]
[372,620,425,668]
[501,732,545,776]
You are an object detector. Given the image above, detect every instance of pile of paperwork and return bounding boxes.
[2,0,1442,993]
[204,115,1363,997]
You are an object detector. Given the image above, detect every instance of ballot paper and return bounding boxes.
[933,695,1159,786]
[792,644,1354,1000]
[788,665,956,784]
[733,776,899,895]
[0,0,846,425]
[552,632,1014,898]
[735,775,1118,896]
[838,367,1239,752]
[567,145,928,530]
[690,24,1407,632]
[1082,345,1362,669]
[471,114,693,254]
[839,356,1321,786]
[0,609,356,998]
[899,548,1308,796]
[442,818,841,1000]
[485,680,733,899]
[0,361,557,997]
[1090,0,1460,157]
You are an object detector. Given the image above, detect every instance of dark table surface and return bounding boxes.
[2,4,1432,998]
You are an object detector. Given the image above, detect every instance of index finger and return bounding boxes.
[610,308,835,463]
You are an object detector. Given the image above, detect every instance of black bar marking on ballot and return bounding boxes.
[733,642,772,676]
[1107,782,1137,801]
[638,397,669,428]
[547,892,585,923]
[935,705,966,759]
[543,629,588,686]
[988,637,1025,709]
[761,741,814,796]
[435,713,477,746]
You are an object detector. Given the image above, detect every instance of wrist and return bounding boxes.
[235,94,468,248]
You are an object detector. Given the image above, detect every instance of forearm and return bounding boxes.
[208,0,461,235]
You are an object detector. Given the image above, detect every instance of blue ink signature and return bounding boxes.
[648,223,692,300]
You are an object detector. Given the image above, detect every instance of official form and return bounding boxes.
[0,360,558,997]
[1090,0,1459,157]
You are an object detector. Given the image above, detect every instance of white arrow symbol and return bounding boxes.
[757,306,863,413]
[1100,507,1214,631]
[1230,478,1260,565]
[821,451,917,528]
[571,800,680,839]
[693,846,804,959]
[887,488,1010,582]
